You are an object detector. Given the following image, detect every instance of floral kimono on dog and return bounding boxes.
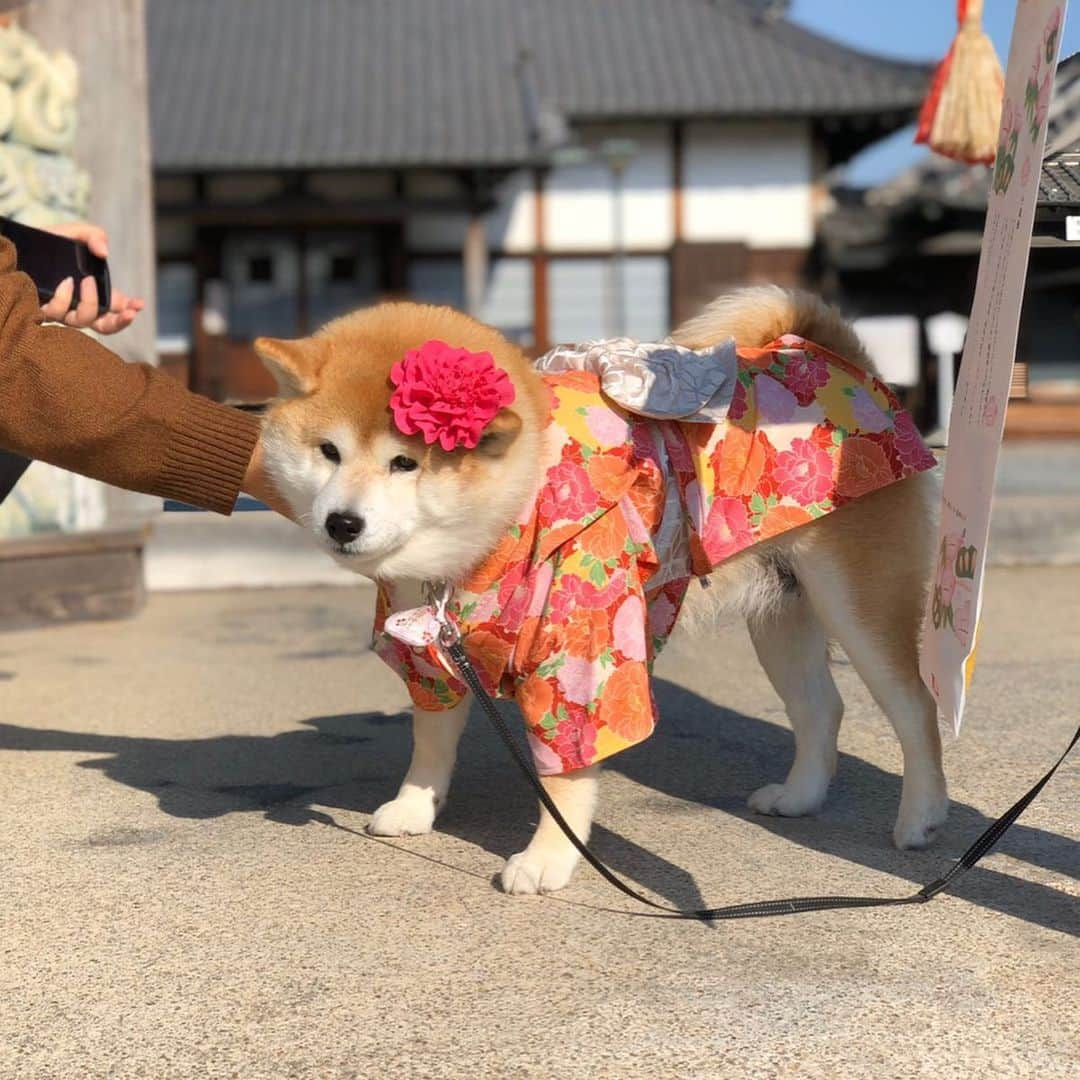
[374,335,937,775]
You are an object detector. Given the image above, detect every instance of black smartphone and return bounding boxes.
[0,216,111,317]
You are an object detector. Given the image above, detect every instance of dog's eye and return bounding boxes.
[390,455,418,474]
[320,442,341,464]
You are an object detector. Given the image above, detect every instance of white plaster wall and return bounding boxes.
[405,120,810,255]
[683,121,813,249]
[543,124,673,251]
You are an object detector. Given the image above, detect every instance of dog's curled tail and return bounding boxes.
[671,285,877,376]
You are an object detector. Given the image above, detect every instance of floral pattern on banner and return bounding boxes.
[374,335,937,775]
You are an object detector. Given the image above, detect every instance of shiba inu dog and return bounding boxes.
[256,288,948,896]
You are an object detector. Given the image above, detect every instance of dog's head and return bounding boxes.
[257,302,548,583]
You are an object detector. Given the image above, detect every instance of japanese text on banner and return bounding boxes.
[920,0,1068,732]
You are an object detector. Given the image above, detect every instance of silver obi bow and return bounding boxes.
[534,336,738,423]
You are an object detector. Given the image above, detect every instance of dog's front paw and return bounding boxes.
[893,790,949,850]
[501,848,578,895]
[748,780,827,818]
[368,794,437,837]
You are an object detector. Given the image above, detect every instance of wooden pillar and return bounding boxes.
[672,121,685,243]
[24,0,158,528]
[463,210,488,318]
[532,168,549,353]
[24,0,157,369]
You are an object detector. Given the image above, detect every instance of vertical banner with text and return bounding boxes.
[921,0,1069,731]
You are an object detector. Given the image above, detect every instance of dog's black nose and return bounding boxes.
[326,511,364,545]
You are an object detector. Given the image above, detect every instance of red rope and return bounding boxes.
[915,41,958,146]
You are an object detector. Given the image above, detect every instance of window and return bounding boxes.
[224,235,300,338]
[549,256,669,343]
[481,258,533,345]
[156,262,196,352]
[247,254,274,283]
[621,257,670,341]
[408,257,534,346]
[407,259,465,309]
[306,236,380,327]
[330,254,358,283]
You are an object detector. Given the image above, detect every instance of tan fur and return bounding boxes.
[257,287,948,896]
[673,284,879,376]
[671,288,935,655]
[260,303,549,453]
[257,303,551,582]
[670,287,945,846]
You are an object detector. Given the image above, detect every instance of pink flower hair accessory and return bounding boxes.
[388,340,516,451]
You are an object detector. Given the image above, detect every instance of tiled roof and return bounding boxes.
[1040,146,1080,207]
[148,0,929,170]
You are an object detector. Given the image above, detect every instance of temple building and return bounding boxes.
[146,0,929,402]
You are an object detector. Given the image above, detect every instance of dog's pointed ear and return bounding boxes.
[475,408,523,457]
[255,336,321,398]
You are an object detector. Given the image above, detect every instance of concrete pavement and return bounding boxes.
[142,440,1080,593]
[0,568,1076,1078]
[989,440,1080,565]
[144,509,357,591]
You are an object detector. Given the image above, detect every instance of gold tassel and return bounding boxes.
[916,0,1005,164]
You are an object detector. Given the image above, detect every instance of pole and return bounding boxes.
[937,349,956,440]
[24,0,158,530]
[464,211,488,319]
[610,160,626,338]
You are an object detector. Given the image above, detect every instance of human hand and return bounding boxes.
[243,437,295,520]
[38,221,146,335]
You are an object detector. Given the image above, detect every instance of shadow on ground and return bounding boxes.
[1,678,1075,935]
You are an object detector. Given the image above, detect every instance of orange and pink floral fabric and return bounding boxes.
[374,335,937,775]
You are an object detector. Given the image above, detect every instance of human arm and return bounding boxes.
[0,236,265,515]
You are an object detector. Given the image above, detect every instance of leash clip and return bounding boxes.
[423,579,460,646]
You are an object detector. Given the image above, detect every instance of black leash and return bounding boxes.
[446,638,1077,921]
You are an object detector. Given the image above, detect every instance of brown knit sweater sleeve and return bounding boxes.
[0,238,260,514]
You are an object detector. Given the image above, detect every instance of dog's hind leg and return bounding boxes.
[816,610,948,850]
[790,505,949,849]
[368,698,470,837]
[747,591,845,818]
